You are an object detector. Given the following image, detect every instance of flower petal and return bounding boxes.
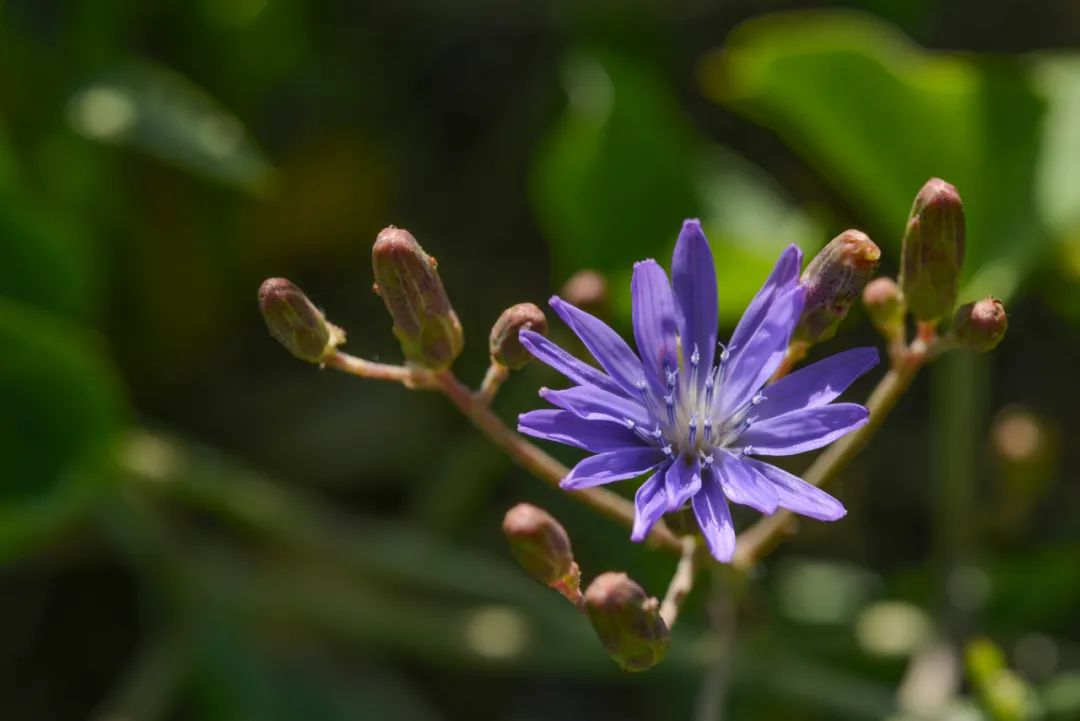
[728,244,802,354]
[561,448,667,490]
[714,451,778,514]
[671,219,717,385]
[691,467,736,562]
[715,284,804,417]
[738,403,869,456]
[631,259,680,391]
[755,347,879,421]
[517,409,645,452]
[549,296,644,397]
[540,386,652,428]
[664,455,702,511]
[519,329,627,398]
[631,468,669,542]
[744,459,846,521]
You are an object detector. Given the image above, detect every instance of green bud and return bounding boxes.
[794,230,881,344]
[502,503,580,600]
[584,572,669,672]
[258,278,345,363]
[372,226,463,369]
[899,178,965,322]
[490,303,548,369]
[862,277,905,343]
[952,297,1007,352]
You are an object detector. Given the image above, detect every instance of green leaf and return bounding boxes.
[67,60,277,194]
[704,10,1047,301]
[533,50,822,325]
[0,299,125,559]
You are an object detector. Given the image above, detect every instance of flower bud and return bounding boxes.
[794,230,880,344]
[862,277,905,343]
[372,226,463,369]
[899,178,965,322]
[490,303,548,369]
[584,572,669,672]
[561,270,609,317]
[258,278,345,363]
[502,503,580,600]
[952,297,1007,352]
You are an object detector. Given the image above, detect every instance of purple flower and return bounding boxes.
[518,220,878,562]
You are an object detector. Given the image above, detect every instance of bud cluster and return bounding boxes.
[502,504,669,671]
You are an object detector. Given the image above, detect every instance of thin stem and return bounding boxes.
[324,351,431,387]
[660,536,700,628]
[433,370,683,553]
[474,362,510,405]
[732,340,930,569]
[771,340,810,381]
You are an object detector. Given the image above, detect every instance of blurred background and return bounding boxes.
[2,1,1079,719]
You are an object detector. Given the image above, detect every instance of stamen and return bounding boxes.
[699,450,714,466]
[690,344,700,367]
[704,365,719,408]
[661,444,674,458]
[623,418,636,429]
[664,360,678,388]
[736,445,753,459]
[703,416,714,442]
[751,392,766,405]
[664,393,676,426]
[717,341,730,364]
[688,415,698,447]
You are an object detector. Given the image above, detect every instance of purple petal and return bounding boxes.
[739,403,869,456]
[714,451,778,514]
[540,386,652,428]
[744,459,846,521]
[664,455,702,511]
[519,330,628,398]
[691,467,736,562]
[631,260,679,391]
[549,296,644,397]
[715,285,804,417]
[631,467,669,542]
[671,219,717,384]
[728,244,803,354]
[561,448,667,490]
[756,347,879,421]
[517,410,646,452]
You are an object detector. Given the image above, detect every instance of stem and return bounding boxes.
[732,340,930,569]
[475,362,510,405]
[660,537,700,628]
[433,370,683,553]
[771,340,810,381]
[324,351,431,386]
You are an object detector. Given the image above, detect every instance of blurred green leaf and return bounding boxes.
[704,10,1048,301]
[0,299,125,559]
[67,60,277,194]
[189,612,444,721]
[1033,54,1080,241]
[534,51,822,324]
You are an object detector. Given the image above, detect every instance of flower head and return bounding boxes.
[518,220,878,562]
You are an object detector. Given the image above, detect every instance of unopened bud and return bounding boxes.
[372,226,463,369]
[794,230,880,344]
[502,504,580,601]
[561,270,609,317]
[862,277,905,343]
[258,278,345,363]
[900,178,965,322]
[584,572,669,672]
[952,297,1007,352]
[490,303,548,369]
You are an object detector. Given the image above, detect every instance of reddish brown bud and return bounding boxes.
[900,179,965,322]
[372,226,463,369]
[952,297,1007,352]
[795,230,881,344]
[489,303,548,369]
[561,270,609,317]
[258,278,345,363]
[502,504,579,600]
[584,572,669,672]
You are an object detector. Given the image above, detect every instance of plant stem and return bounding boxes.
[323,352,429,386]
[731,340,930,569]
[475,362,510,405]
[432,370,683,552]
[660,536,700,628]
